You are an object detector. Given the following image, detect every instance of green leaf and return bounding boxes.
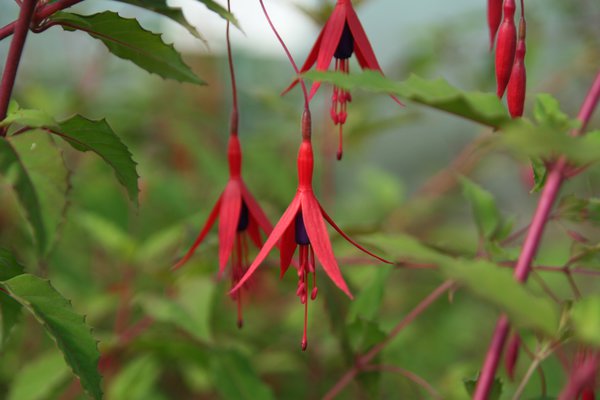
[56,115,139,204]
[533,94,572,130]
[347,318,386,352]
[49,11,203,84]
[304,71,510,128]
[8,351,71,400]
[11,131,71,254]
[115,0,207,40]
[440,259,559,336]
[530,158,547,193]
[460,177,501,240]
[360,233,446,264]
[0,250,24,346]
[0,138,46,252]
[139,277,214,342]
[194,0,240,29]
[74,211,136,258]
[0,274,102,400]
[570,295,600,347]
[108,355,162,400]
[347,266,391,322]
[463,375,502,400]
[209,349,275,400]
[0,104,58,129]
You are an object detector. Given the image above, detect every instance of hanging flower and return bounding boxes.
[231,111,390,350]
[174,131,273,328]
[283,0,402,160]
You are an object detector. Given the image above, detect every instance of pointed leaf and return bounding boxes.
[301,193,352,298]
[0,274,102,400]
[114,0,207,40]
[11,131,71,254]
[571,295,600,347]
[108,355,161,400]
[194,0,240,29]
[0,249,24,346]
[8,351,70,400]
[49,11,203,84]
[459,176,501,239]
[209,349,275,400]
[0,104,58,130]
[345,3,382,71]
[56,115,139,204]
[240,182,272,237]
[0,138,46,252]
[304,71,511,128]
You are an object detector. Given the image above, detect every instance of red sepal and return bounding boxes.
[218,181,242,277]
[301,193,352,298]
[172,195,222,270]
[280,218,297,278]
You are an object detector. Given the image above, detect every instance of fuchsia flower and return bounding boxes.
[174,125,273,328]
[231,111,390,350]
[283,0,402,160]
[558,350,599,400]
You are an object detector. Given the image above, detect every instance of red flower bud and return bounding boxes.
[582,388,596,400]
[487,0,503,50]
[504,332,521,380]
[495,0,516,98]
[507,17,527,117]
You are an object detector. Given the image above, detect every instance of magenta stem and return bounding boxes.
[0,0,83,41]
[0,0,37,136]
[474,70,600,400]
[257,0,310,112]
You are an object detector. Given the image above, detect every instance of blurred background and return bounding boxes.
[0,0,599,398]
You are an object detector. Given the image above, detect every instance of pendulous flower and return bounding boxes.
[174,119,273,328]
[231,111,390,350]
[283,0,401,160]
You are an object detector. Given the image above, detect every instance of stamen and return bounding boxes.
[302,298,308,351]
[310,247,318,300]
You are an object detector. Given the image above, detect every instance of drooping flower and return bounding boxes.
[231,111,390,350]
[558,350,599,400]
[174,127,273,328]
[283,0,402,160]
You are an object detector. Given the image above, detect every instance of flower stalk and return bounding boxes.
[474,70,600,400]
[0,0,37,137]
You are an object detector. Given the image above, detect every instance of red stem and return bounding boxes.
[257,0,310,113]
[474,71,600,400]
[0,0,37,136]
[226,0,238,135]
[323,280,454,400]
[0,0,83,41]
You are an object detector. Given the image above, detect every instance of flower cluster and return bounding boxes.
[174,0,391,349]
[488,0,527,117]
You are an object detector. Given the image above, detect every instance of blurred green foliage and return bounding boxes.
[0,0,599,398]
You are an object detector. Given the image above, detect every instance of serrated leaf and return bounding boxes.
[11,131,71,254]
[0,249,24,346]
[209,349,275,400]
[195,0,240,29]
[460,176,501,240]
[440,259,559,335]
[0,274,102,400]
[49,11,203,84]
[56,115,139,204]
[115,0,206,41]
[570,295,600,347]
[464,375,502,400]
[304,71,510,128]
[0,138,46,252]
[8,351,70,400]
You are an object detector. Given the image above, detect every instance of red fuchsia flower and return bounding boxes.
[173,119,273,328]
[487,0,503,50]
[558,350,599,400]
[231,111,390,350]
[282,0,402,160]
